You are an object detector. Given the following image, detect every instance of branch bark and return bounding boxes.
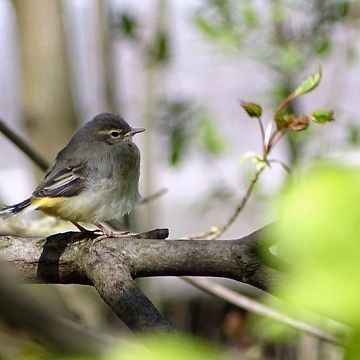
[0,228,280,332]
[0,229,279,288]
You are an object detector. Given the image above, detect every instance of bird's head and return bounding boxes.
[86,113,145,144]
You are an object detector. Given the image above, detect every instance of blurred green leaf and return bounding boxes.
[326,0,351,21]
[311,108,334,123]
[250,313,297,343]
[158,99,196,166]
[118,13,138,39]
[315,36,331,55]
[269,165,360,326]
[277,45,303,71]
[152,31,170,64]
[193,14,241,47]
[294,67,322,96]
[242,0,258,28]
[347,124,360,145]
[104,334,220,360]
[197,115,226,155]
[169,127,188,166]
[240,100,262,118]
[274,112,294,130]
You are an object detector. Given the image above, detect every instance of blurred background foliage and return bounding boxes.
[193,0,359,165]
[0,0,359,359]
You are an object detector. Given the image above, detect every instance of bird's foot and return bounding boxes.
[90,223,133,244]
[71,222,101,240]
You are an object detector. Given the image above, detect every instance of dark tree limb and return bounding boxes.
[0,119,49,171]
[0,228,280,332]
[80,245,171,332]
[0,229,279,288]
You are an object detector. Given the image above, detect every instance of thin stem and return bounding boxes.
[257,116,265,144]
[139,188,168,205]
[268,159,291,174]
[209,166,265,240]
[187,166,265,240]
[268,129,285,151]
[275,92,296,114]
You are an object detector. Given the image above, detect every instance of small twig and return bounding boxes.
[257,117,265,143]
[267,129,285,153]
[210,167,265,240]
[274,92,296,114]
[268,159,291,174]
[182,277,344,346]
[187,166,265,240]
[187,92,293,241]
[185,226,219,240]
[0,119,49,171]
[139,188,168,205]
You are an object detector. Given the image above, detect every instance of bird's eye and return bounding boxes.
[110,131,120,138]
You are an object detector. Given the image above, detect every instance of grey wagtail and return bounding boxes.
[0,113,145,237]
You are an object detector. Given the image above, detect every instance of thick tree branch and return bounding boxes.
[0,229,280,332]
[0,229,279,290]
[79,244,171,332]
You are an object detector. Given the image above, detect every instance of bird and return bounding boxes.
[0,112,145,238]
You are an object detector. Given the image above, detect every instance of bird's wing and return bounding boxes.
[33,163,88,198]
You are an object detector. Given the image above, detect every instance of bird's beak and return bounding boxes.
[127,127,145,136]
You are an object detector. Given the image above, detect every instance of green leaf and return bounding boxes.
[169,127,188,166]
[240,100,262,118]
[118,13,138,39]
[294,66,322,97]
[197,115,225,155]
[268,165,360,326]
[193,14,241,47]
[242,0,258,28]
[105,334,219,360]
[274,112,294,130]
[348,124,360,145]
[311,108,334,123]
[315,36,330,55]
[152,31,170,64]
[277,44,303,71]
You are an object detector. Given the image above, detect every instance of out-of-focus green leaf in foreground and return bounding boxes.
[105,334,220,360]
[267,164,360,358]
[18,334,221,360]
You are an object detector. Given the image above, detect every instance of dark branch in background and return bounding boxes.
[0,263,109,355]
[0,119,49,171]
[139,187,168,205]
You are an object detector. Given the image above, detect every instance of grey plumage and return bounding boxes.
[0,113,144,228]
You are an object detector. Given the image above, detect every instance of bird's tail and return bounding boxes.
[0,198,38,218]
